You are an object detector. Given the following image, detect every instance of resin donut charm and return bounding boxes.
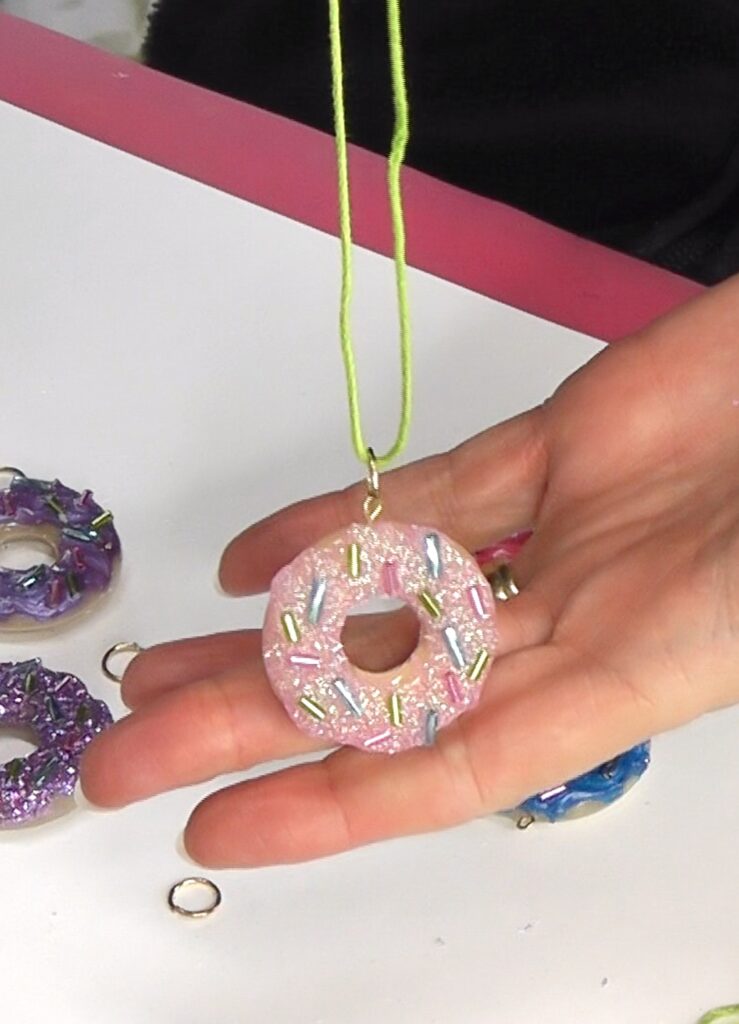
[0,659,112,827]
[263,521,498,754]
[0,470,120,631]
[512,743,652,828]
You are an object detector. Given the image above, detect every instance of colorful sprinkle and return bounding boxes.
[445,671,463,704]
[65,572,81,598]
[331,677,362,716]
[347,542,362,579]
[44,695,62,721]
[298,695,326,721]
[467,584,489,620]
[32,757,60,788]
[381,560,400,595]
[364,729,392,748]
[45,496,67,520]
[424,533,443,579]
[442,626,466,669]
[48,577,65,607]
[19,567,43,590]
[75,703,91,725]
[307,578,328,625]
[468,649,490,682]
[424,709,440,746]
[388,691,404,727]
[280,611,301,644]
[418,589,442,620]
[289,653,321,668]
[62,526,97,544]
[539,784,567,802]
[90,510,114,530]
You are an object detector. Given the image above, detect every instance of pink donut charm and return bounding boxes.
[263,521,498,754]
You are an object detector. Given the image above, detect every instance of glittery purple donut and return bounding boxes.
[0,659,112,827]
[0,473,121,628]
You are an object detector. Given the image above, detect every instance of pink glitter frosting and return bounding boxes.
[263,521,498,754]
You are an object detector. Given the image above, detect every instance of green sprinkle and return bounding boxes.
[65,572,81,598]
[45,496,67,520]
[76,703,91,725]
[91,510,113,530]
[5,758,24,781]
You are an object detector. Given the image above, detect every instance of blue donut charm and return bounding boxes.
[512,743,652,827]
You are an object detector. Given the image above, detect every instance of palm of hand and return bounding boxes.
[82,277,739,866]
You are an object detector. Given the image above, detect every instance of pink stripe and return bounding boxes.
[0,13,701,343]
[445,672,463,704]
[382,561,400,597]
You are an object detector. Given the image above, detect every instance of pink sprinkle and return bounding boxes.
[445,671,463,704]
[48,578,65,607]
[467,584,489,620]
[72,547,86,571]
[364,729,392,748]
[289,653,320,667]
[382,560,400,596]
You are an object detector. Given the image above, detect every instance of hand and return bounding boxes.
[81,275,739,867]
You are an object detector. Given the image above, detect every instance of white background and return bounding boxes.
[0,100,736,1023]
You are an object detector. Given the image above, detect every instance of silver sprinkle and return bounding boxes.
[331,677,362,716]
[19,567,43,589]
[539,784,567,802]
[424,709,440,746]
[424,533,443,579]
[62,526,97,544]
[468,584,488,620]
[364,729,392,748]
[290,654,320,667]
[307,578,328,625]
[442,626,466,669]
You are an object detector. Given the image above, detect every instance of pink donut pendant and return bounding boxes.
[263,521,498,754]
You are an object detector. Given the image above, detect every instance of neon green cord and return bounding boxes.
[328,0,412,469]
[697,1007,739,1023]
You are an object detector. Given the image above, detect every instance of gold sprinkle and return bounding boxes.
[91,510,113,529]
[347,542,362,579]
[467,649,490,682]
[66,572,81,598]
[418,589,442,620]
[388,691,404,727]
[280,611,301,644]
[298,695,326,721]
[45,496,66,518]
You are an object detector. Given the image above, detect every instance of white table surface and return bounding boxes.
[0,99,736,1024]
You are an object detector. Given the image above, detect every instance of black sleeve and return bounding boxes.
[145,0,739,284]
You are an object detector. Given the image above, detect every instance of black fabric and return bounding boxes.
[144,0,739,284]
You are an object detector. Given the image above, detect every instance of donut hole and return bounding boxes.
[0,724,38,762]
[0,524,59,571]
[341,597,421,673]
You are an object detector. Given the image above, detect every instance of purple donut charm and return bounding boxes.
[0,659,112,827]
[0,470,121,630]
